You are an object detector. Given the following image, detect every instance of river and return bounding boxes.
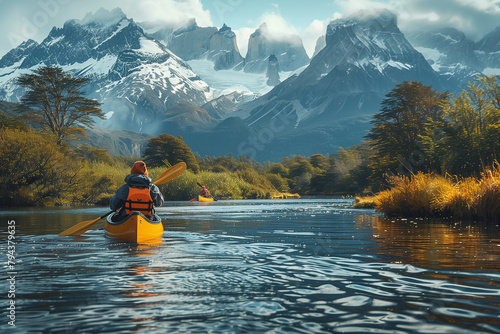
[1,198,500,333]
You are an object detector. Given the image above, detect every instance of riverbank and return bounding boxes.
[354,165,500,222]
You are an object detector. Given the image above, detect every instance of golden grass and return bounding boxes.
[352,196,377,209]
[357,163,500,222]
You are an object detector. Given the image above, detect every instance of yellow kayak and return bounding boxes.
[198,195,214,202]
[105,212,163,243]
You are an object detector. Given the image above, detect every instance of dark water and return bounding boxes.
[1,199,500,333]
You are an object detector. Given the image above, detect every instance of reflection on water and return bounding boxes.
[1,199,499,333]
[364,216,500,270]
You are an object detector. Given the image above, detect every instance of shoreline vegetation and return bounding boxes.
[354,163,500,222]
[0,127,303,206]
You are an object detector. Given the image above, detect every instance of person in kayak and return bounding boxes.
[200,185,212,198]
[110,161,164,221]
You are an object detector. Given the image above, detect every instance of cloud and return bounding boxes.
[234,27,255,57]
[395,0,500,40]
[302,13,342,58]
[234,12,302,57]
[119,0,212,26]
[335,0,390,16]
[258,12,301,41]
[302,20,329,58]
[0,0,212,56]
[334,0,500,41]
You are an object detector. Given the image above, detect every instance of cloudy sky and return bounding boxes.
[1,0,500,57]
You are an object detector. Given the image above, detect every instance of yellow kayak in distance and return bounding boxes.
[198,195,215,202]
[105,212,163,243]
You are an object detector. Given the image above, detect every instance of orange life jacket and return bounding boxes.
[124,186,154,216]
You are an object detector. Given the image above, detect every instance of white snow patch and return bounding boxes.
[187,59,305,98]
[139,37,164,54]
[386,60,412,70]
[48,36,64,46]
[81,8,126,30]
[63,55,118,76]
[414,46,443,63]
[414,46,444,71]
[93,19,130,49]
[436,33,458,43]
[483,67,500,76]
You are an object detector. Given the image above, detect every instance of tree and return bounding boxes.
[143,134,199,172]
[366,81,450,182]
[438,76,500,175]
[16,66,103,145]
[0,128,81,206]
[75,145,114,165]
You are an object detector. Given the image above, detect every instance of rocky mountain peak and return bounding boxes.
[0,39,39,67]
[405,27,483,83]
[354,9,398,31]
[326,9,400,47]
[79,7,128,28]
[174,18,198,35]
[244,22,309,73]
[217,24,234,37]
[266,54,280,86]
[477,26,500,52]
[251,23,268,38]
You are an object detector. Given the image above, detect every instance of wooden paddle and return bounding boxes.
[59,162,187,236]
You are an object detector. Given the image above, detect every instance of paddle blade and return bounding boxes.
[154,162,187,185]
[59,216,103,236]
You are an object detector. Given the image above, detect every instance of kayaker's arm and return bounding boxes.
[150,184,164,207]
[110,184,129,211]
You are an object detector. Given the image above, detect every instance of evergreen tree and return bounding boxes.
[143,134,199,172]
[366,81,450,182]
[15,66,103,145]
[440,76,500,175]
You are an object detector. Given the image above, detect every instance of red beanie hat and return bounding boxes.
[131,161,148,176]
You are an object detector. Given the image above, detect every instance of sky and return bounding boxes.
[1,0,500,58]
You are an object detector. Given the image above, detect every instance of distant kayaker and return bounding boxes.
[110,161,164,220]
[200,185,211,197]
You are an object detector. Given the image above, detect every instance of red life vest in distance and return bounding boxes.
[201,186,210,196]
[124,187,154,216]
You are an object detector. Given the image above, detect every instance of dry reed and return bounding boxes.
[356,163,500,222]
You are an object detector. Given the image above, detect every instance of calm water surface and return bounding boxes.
[1,198,500,333]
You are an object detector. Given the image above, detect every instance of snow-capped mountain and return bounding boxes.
[215,10,447,160]
[405,28,484,85]
[243,10,441,124]
[0,8,212,134]
[244,23,310,73]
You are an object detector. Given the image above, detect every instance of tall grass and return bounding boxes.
[354,163,500,222]
[70,163,279,205]
[155,169,255,200]
[73,160,130,205]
